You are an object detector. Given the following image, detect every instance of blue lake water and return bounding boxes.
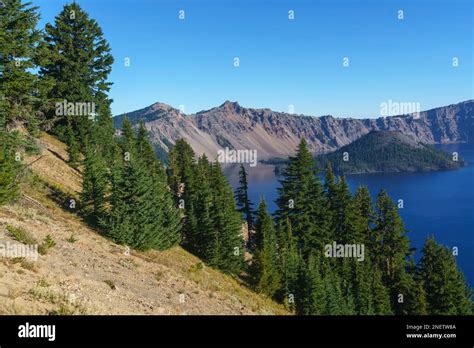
[225,143,474,287]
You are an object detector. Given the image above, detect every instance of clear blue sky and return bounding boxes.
[33,0,473,118]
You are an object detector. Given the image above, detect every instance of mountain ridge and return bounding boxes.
[114,100,474,160]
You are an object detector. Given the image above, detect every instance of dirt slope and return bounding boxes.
[0,133,288,315]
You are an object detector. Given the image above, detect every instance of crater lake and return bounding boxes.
[225,143,474,287]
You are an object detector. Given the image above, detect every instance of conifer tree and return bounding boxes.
[306,170,331,253]
[119,117,135,154]
[323,163,338,241]
[295,254,325,315]
[150,173,182,250]
[332,176,361,243]
[276,218,300,307]
[418,236,472,314]
[135,122,182,249]
[323,164,338,206]
[276,138,329,254]
[210,162,245,274]
[354,185,376,247]
[394,270,428,315]
[90,99,116,163]
[104,120,181,251]
[168,139,196,197]
[136,121,159,171]
[0,134,20,206]
[0,0,41,132]
[249,200,281,297]
[107,153,167,250]
[168,138,197,243]
[371,267,393,314]
[374,190,411,304]
[321,262,355,314]
[38,2,113,145]
[351,259,374,315]
[80,144,108,226]
[187,155,216,259]
[169,147,244,273]
[234,164,254,244]
[276,138,313,226]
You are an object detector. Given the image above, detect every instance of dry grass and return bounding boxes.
[27,133,83,195]
[28,286,88,315]
[6,225,37,245]
[0,132,289,315]
[8,287,23,300]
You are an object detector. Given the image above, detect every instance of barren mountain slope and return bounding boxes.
[114,100,474,160]
[0,133,288,315]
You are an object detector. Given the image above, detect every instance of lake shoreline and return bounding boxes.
[227,143,474,287]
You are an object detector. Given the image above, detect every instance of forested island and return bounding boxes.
[265,130,465,175]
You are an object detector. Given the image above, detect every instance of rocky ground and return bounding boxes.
[0,133,287,315]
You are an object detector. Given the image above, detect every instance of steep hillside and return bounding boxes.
[314,130,465,174]
[0,133,287,315]
[114,100,474,160]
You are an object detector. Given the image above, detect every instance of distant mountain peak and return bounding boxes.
[149,101,179,112]
[220,100,240,107]
[114,100,473,160]
[219,100,242,112]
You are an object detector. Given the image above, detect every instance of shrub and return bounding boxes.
[6,225,37,245]
[38,235,56,255]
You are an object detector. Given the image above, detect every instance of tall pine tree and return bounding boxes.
[135,122,181,249]
[374,189,411,310]
[210,161,244,274]
[234,164,254,245]
[353,185,376,248]
[0,0,41,133]
[276,138,329,255]
[295,253,326,315]
[168,138,197,244]
[38,2,113,149]
[104,120,181,251]
[418,236,472,314]
[80,144,108,226]
[276,218,300,307]
[187,155,215,259]
[249,199,281,297]
[0,133,21,206]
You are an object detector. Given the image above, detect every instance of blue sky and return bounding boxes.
[33,0,473,118]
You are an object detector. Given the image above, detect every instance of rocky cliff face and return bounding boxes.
[114,100,474,159]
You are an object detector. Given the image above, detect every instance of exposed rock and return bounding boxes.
[114,100,474,159]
